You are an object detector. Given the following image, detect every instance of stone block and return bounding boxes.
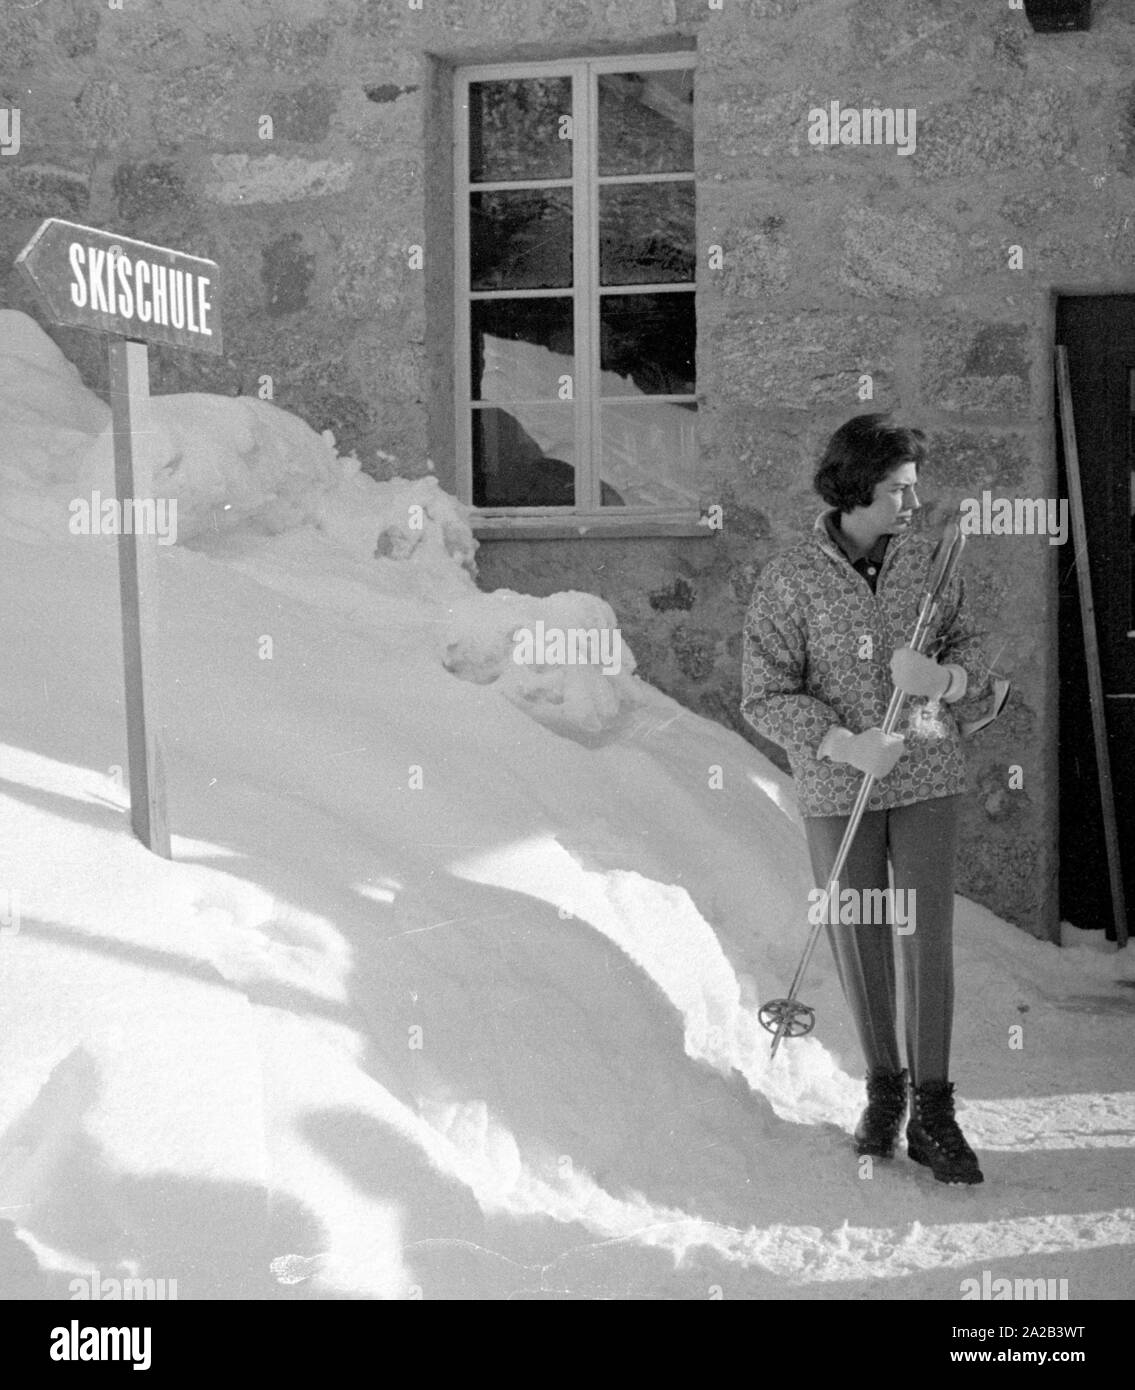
[673,0,718,21]
[734,0,803,15]
[679,0,801,20]
[998,186,1086,226]
[330,221,423,318]
[1117,81,1135,178]
[365,402,429,471]
[153,62,257,147]
[922,318,1031,416]
[111,16,198,71]
[0,80,93,161]
[991,28,1028,73]
[73,78,133,151]
[850,0,997,69]
[7,0,101,68]
[113,161,190,221]
[298,389,376,461]
[699,83,813,164]
[348,83,424,150]
[206,154,354,205]
[348,322,425,398]
[913,91,1076,181]
[254,19,333,71]
[592,0,686,31]
[717,216,791,298]
[920,428,1033,498]
[700,411,819,491]
[500,0,589,35]
[670,621,720,682]
[261,232,317,316]
[715,495,772,544]
[709,310,900,409]
[839,205,958,299]
[265,83,338,143]
[0,163,90,219]
[56,0,103,60]
[352,1,435,42]
[648,577,697,612]
[957,829,1043,933]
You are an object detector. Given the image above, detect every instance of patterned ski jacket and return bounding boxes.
[741,511,992,817]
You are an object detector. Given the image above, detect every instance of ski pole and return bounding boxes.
[759,510,967,1059]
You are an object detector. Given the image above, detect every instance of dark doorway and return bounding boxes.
[1054,296,1135,942]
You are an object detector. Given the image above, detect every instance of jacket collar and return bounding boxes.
[813,508,909,573]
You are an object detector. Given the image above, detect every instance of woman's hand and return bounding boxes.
[821,727,906,778]
[890,646,950,699]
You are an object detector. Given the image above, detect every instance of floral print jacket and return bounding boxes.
[741,511,992,817]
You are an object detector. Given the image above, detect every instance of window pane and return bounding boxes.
[598,69,694,177]
[471,190,573,290]
[600,401,698,509]
[599,183,694,286]
[473,405,577,507]
[600,292,695,396]
[469,78,573,183]
[471,298,574,402]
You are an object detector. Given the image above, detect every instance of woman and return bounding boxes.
[741,413,992,1185]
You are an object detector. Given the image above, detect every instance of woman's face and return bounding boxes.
[850,460,920,536]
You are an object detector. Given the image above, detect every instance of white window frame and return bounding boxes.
[453,52,704,537]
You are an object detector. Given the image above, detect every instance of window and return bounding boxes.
[454,54,698,530]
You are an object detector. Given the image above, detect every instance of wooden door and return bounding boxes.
[1055,296,1135,941]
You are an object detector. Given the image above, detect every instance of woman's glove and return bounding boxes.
[890,646,951,699]
[819,726,906,779]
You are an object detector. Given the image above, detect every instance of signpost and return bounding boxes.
[16,219,224,858]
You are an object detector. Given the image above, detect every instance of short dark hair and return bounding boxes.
[813,413,928,512]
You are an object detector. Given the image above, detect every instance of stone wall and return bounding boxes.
[5,0,1135,937]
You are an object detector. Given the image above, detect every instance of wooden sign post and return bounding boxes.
[15,219,224,858]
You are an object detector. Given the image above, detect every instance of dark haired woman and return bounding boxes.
[742,413,992,1185]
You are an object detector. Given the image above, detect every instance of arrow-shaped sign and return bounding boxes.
[16,218,223,355]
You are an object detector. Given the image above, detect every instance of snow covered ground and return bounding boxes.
[1,309,1133,1301]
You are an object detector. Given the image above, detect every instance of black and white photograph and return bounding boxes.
[0,0,1132,1351]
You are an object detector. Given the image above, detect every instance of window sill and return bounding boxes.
[471,513,717,541]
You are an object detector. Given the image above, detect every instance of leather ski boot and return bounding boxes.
[906,1079,983,1184]
[854,1067,908,1158]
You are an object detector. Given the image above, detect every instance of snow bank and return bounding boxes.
[78,392,345,543]
[0,310,475,569]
